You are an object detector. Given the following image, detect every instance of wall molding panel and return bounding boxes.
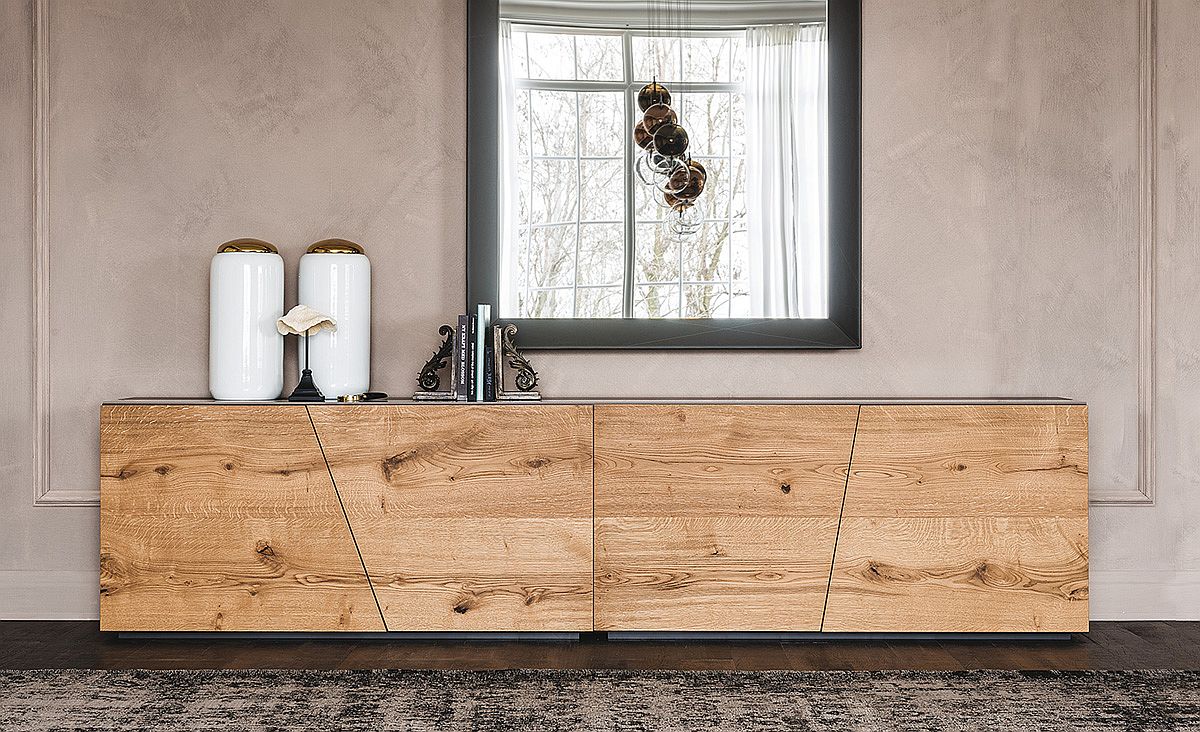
[30,0,91,506]
[27,0,1159,508]
[32,0,99,506]
[1136,0,1158,505]
[1091,0,1158,506]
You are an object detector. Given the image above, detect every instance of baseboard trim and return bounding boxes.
[0,570,98,620]
[1089,570,1200,620]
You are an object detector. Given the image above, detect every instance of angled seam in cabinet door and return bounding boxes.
[305,406,389,632]
[819,405,860,632]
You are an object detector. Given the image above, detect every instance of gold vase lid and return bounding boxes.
[307,238,364,254]
[217,238,277,254]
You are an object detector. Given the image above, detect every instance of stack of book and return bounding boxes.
[452,304,496,402]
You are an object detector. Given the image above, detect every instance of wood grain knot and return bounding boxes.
[255,541,277,558]
[523,457,551,470]
[597,572,619,586]
[453,597,477,614]
[1006,458,1085,476]
[381,452,415,481]
[969,561,1023,589]
[222,462,235,471]
[153,465,172,476]
[863,560,922,585]
[780,483,791,494]
[523,588,548,606]
[98,552,125,595]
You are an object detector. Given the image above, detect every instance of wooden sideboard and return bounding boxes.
[99,400,1089,634]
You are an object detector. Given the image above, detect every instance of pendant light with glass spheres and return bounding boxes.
[633,81,706,237]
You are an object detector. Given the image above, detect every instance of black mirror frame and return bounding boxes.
[466,0,861,349]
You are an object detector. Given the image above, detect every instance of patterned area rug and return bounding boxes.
[1,669,1199,731]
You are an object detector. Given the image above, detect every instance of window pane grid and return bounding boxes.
[511,25,746,320]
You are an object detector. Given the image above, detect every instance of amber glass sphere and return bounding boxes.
[642,104,677,136]
[675,161,707,200]
[653,123,690,157]
[633,121,654,150]
[637,82,672,112]
[663,162,693,194]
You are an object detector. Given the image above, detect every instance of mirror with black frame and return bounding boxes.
[467,0,860,348]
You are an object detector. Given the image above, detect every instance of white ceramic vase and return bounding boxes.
[208,239,284,400]
[298,239,371,399]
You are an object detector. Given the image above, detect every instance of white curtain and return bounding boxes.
[746,23,828,319]
[498,21,521,315]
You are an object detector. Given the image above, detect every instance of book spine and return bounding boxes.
[455,315,471,400]
[483,339,496,402]
[466,314,478,401]
[474,304,491,402]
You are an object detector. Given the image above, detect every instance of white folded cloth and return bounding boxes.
[277,305,336,336]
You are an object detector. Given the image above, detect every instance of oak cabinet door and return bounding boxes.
[822,405,1089,633]
[100,405,384,632]
[309,405,594,631]
[593,404,859,631]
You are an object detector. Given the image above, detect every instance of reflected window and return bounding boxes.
[499,19,826,320]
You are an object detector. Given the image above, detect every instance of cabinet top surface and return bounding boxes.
[104,396,1087,406]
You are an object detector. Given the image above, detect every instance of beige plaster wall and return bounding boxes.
[1,0,1196,618]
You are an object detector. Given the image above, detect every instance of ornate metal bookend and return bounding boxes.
[494,323,541,401]
[412,321,541,402]
[413,324,458,401]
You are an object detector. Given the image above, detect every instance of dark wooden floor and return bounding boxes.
[1,622,1198,671]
